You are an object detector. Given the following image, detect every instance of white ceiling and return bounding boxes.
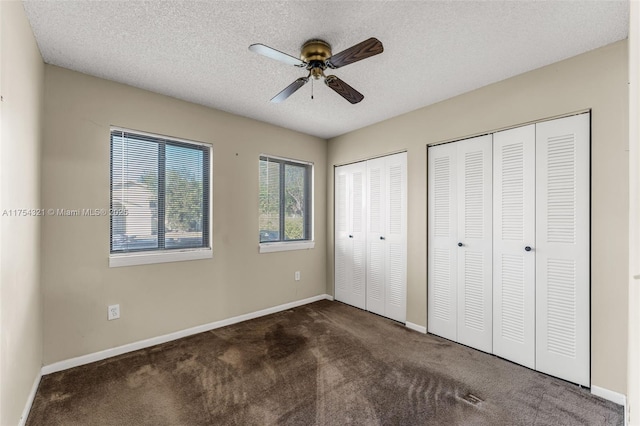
[23,1,629,139]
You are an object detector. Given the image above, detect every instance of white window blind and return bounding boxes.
[110,129,210,254]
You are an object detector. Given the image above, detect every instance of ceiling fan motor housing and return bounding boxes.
[301,39,331,79]
[301,39,332,62]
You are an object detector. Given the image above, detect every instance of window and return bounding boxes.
[259,155,313,252]
[110,128,211,266]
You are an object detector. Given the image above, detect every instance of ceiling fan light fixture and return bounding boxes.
[310,66,325,80]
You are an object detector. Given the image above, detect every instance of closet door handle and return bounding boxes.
[457,242,463,247]
[380,236,385,240]
[525,246,532,252]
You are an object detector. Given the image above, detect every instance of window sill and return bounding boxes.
[259,241,315,254]
[109,248,212,267]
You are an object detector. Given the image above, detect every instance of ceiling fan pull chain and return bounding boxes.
[311,78,314,100]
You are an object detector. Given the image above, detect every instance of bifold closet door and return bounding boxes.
[428,136,492,352]
[366,152,407,323]
[493,124,536,369]
[384,152,408,322]
[456,136,493,353]
[428,143,458,341]
[535,113,590,387]
[427,113,590,387]
[334,161,367,310]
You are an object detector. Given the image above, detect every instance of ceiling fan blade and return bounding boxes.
[326,38,383,69]
[270,77,309,103]
[249,43,306,67]
[325,75,364,104]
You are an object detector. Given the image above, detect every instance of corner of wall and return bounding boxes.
[0,2,45,425]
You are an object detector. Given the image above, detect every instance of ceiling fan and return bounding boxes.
[249,38,383,104]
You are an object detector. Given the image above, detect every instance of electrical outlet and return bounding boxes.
[295,271,301,281]
[108,304,120,320]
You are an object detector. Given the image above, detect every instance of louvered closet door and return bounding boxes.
[383,152,407,323]
[366,156,386,316]
[334,162,367,310]
[335,166,350,305]
[428,143,458,341]
[456,136,493,353]
[493,125,536,369]
[535,113,590,387]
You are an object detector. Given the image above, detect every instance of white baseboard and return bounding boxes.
[42,294,332,375]
[406,321,427,334]
[591,385,627,407]
[19,370,42,426]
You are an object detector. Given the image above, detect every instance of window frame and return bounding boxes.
[258,154,315,253]
[109,127,213,267]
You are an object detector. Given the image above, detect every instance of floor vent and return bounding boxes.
[461,393,483,405]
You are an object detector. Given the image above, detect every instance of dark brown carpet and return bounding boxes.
[27,300,623,425]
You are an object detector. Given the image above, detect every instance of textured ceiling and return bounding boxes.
[23,1,629,139]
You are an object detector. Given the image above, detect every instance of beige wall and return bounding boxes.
[0,2,44,425]
[327,41,629,394]
[41,65,327,365]
[628,1,640,421]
